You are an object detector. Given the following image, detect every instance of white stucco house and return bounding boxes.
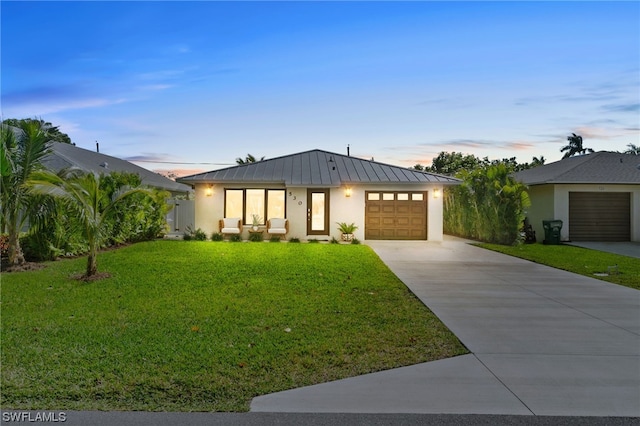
[177,149,461,241]
[514,151,640,242]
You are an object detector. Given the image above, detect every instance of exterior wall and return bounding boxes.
[524,185,555,243]
[527,183,640,242]
[192,182,446,241]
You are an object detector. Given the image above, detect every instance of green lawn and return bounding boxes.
[476,242,640,290]
[1,241,467,412]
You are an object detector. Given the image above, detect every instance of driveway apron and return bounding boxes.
[251,237,640,416]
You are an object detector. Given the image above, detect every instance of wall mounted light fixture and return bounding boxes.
[433,188,441,199]
[344,186,352,198]
[205,184,213,197]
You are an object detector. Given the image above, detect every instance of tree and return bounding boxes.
[623,143,640,155]
[29,169,153,278]
[424,151,481,175]
[236,154,265,164]
[1,119,52,266]
[561,133,593,159]
[444,163,530,245]
[2,118,72,144]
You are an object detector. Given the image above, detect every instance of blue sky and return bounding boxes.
[2,1,639,177]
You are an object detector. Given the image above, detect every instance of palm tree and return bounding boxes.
[235,154,265,164]
[623,143,640,155]
[29,169,152,278]
[1,119,52,266]
[561,133,594,159]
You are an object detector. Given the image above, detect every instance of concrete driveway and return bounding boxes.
[251,237,640,416]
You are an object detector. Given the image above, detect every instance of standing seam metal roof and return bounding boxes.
[178,149,461,186]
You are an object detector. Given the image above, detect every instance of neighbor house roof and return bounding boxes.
[514,151,640,185]
[177,149,461,187]
[43,142,191,194]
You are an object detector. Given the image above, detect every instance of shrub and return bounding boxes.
[289,237,300,243]
[351,238,361,245]
[444,163,530,245]
[230,234,242,242]
[211,233,224,241]
[20,233,60,261]
[183,226,207,241]
[330,237,340,244]
[269,235,281,242]
[307,239,319,243]
[249,232,264,242]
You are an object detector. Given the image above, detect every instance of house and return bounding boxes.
[42,142,194,233]
[177,149,461,241]
[514,151,640,242]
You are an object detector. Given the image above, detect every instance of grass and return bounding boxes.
[1,241,467,412]
[476,242,640,290]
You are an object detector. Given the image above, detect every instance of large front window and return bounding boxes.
[224,189,286,225]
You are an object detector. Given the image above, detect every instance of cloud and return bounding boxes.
[153,168,207,178]
[137,84,173,91]
[123,153,173,162]
[3,96,128,117]
[601,103,640,113]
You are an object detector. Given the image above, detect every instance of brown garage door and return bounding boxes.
[569,192,630,242]
[365,191,427,240]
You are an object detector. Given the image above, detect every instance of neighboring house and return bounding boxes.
[42,142,194,234]
[514,151,640,242]
[177,149,461,241]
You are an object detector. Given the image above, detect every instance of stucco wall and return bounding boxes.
[192,182,446,241]
[527,183,640,242]
[524,185,555,242]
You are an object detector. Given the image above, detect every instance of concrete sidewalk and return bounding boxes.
[251,237,640,416]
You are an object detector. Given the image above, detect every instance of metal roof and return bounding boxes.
[42,142,192,194]
[178,149,461,187]
[514,151,640,185]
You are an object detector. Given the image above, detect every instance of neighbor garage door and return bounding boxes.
[569,192,631,242]
[365,191,427,240]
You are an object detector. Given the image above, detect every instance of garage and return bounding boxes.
[365,191,427,240]
[569,192,631,242]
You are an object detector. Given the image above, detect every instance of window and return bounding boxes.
[397,193,409,201]
[368,193,380,201]
[267,190,285,219]
[383,193,395,201]
[224,189,286,225]
[412,193,424,201]
[225,190,243,218]
[246,189,265,224]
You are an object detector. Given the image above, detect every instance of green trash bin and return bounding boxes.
[542,220,562,245]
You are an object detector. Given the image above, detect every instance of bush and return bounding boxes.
[269,235,281,242]
[289,237,300,243]
[444,163,530,245]
[19,233,60,261]
[230,234,242,242]
[211,233,224,241]
[183,226,207,241]
[307,239,319,243]
[249,232,264,242]
[330,237,340,244]
[351,238,361,245]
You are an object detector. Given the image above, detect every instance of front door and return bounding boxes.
[307,189,330,235]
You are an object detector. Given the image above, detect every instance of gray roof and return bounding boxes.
[43,142,191,194]
[514,151,640,185]
[178,149,461,187]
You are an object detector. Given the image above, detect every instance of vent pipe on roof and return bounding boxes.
[96,141,99,153]
[347,144,350,156]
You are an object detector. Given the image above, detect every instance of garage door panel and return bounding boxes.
[569,192,630,242]
[365,191,428,240]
